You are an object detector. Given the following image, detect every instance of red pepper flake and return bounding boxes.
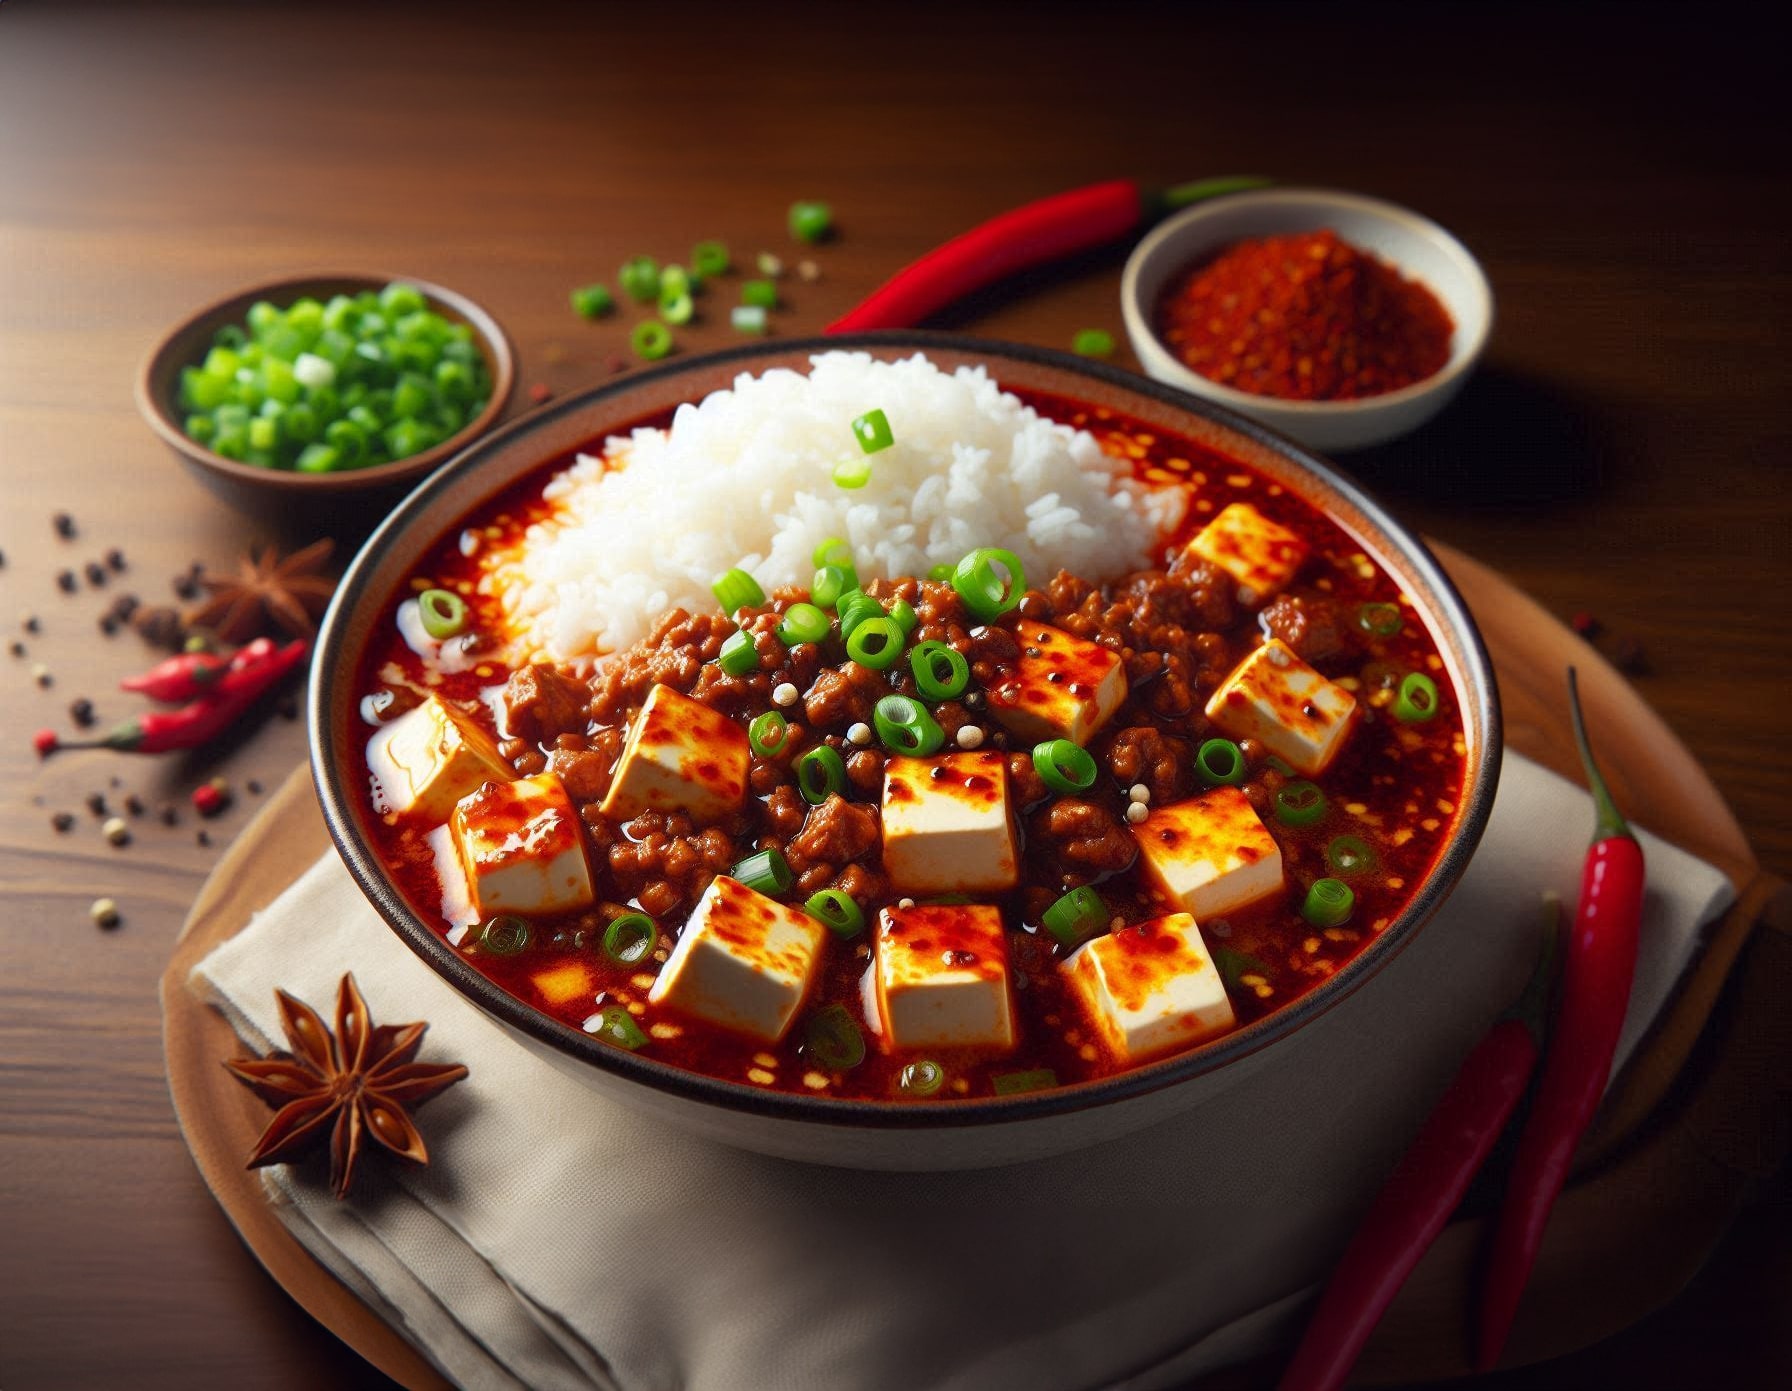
[193,781,231,817]
[1570,611,1602,639]
[32,728,58,757]
[528,382,553,405]
[1154,228,1454,401]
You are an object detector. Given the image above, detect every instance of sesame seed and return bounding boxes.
[1128,783,1150,802]
[772,682,799,707]
[102,817,130,846]
[846,722,872,745]
[955,724,985,749]
[898,898,916,909]
[90,897,120,928]
[1125,802,1148,824]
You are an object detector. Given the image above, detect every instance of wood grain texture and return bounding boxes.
[2,2,1787,1388]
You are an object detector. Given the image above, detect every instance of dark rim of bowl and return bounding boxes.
[311,330,1502,1131]
[135,272,516,492]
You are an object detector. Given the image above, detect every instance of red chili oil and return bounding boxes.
[1154,229,1455,401]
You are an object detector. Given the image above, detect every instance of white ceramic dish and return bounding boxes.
[1121,188,1493,453]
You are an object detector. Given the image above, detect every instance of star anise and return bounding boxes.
[188,538,336,644]
[224,973,469,1199]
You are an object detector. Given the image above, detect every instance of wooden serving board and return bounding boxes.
[159,544,1785,1391]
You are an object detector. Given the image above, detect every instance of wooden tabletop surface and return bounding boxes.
[2,3,1786,1387]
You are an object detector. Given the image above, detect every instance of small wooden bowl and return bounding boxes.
[137,273,515,528]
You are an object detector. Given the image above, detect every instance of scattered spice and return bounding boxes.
[797,259,822,282]
[33,728,58,757]
[53,512,76,539]
[106,548,127,573]
[9,640,24,658]
[133,605,186,649]
[31,662,52,688]
[527,382,553,405]
[84,561,108,588]
[23,615,41,634]
[102,816,131,847]
[196,829,211,846]
[277,695,299,721]
[1155,228,1454,401]
[109,593,140,622]
[85,793,108,817]
[193,781,230,817]
[98,615,118,636]
[68,697,96,728]
[124,794,145,817]
[188,540,334,643]
[90,898,121,929]
[56,571,78,594]
[173,565,203,601]
[1612,637,1651,676]
[225,973,469,1199]
[51,811,75,833]
[247,778,264,795]
[160,804,180,827]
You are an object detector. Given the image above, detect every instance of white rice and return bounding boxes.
[488,351,1184,663]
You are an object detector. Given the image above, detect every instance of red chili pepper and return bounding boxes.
[33,727,59,757]
[824,176,1269,335]
[1475,667,1646,1370]
[51,639,308,754]
[1276,899,1560,1391]
[119,639,273,703]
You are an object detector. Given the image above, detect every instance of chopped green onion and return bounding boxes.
[590,1004,649,1051]
[479,915,531,956]
[1325,835,1377,876]
[788,200,833,244]
[1072,328,1116,358]
[812,538,852,568]
[1212,946,1271,991]
[418,588,469,640]
[805,889,864,938]
[898,1059,945,1096]
[992,1068,1056,1096]
[741,279,778,309]
[888,598,918,635]
[1041,885,1107,948]
[717,629,760,676]
[926,562,955,582]
[1273,780,1328,828]
[731,847,793,896]
[1033,739,1097,794]
[748,710,790,757]
[1195,738,1247,787]
[756,251,784,278]
[796,745,847,804]
[294,442,340,474]
[846,615,904,669]
[811,562,858,609]
[659,291,695,326]
[835,590,882,638]
[712,567,766,614]
[804,1004,865,1070]
[951,547,1026,621]
[1356,602,1404,637]
[1395,672,1440,722]
[570,284,614,319]
[619,255,660,303]
[777,601,830,646]
[601,913,657,965]
[833,458,873,489]
[692,240,731,278]
[1301,877,1355,928]
[850,408,893,454]
[731,305,768,335]
[873,694,945,756]
[659,265,692,300]
[631,320,673,361]
[908,641,970,701]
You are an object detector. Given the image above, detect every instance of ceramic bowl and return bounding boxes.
[137,273,515,528]
[1121,189,1493,453]
[309,333,1501,1171]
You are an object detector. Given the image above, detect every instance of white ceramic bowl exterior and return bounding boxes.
[1121,189,1493,453]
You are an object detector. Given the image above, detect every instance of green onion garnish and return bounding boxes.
[658,291,695,326]
[1395,672,1440,722]
[619,255,660,303]
[712,567,766,614]
[479,915,531,956]
[1033,738,1097,795]
[1195,737,1247,787]
[833,458,873,489]
[850,408,893,454]
[846,615,904,670]
[796,745,847,804]
[418,588,469,640]
[888,598,918,635]
[1072,328,1116,358]
[805,889,864,938]
[748,710,790,757]
[926,562,955,582]
[591,1005,649,1051]
[741,279,778,309]
[731,847,793,896]
[570,284,614,319]
[731,305,768,335]
[717,629,760,677]
[1325,834,1376,876]
[1041,885,1108,948]
[1356,602,1404,637]
[951,547,1026,621]
[692,240,731,278]
[812,538,852,568]
[756,251,784,278]
[898,1059,945,1096]
[992,1068,1056,1096]
[1301,877,1355,928]
[659,265,692,300]
[909,641,970,701]
[1273,780,1328,828]
[803,1004,865,1070]
[811,562,858,609]
[1213,946,1270,991]
[788,200,833,244]
[631,320,673,361]
[601,913,657,965]
[874,694,945,756]
[835,590,882,639]
[777,602,830,646]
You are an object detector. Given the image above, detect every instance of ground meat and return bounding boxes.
[601,811,738,917]
[1165,554,1241,630]
[764,785,807,838]
[1106,726,1193,805]
[802,662,885,731]
[547,744,614,802]
[1259,592,1350,664]
[845,748,884,796]
[788,793,880,869]
[1006,751,1048,808]
[502,664,591,745]
[834,860,888,907]
[1031,798,1135,881]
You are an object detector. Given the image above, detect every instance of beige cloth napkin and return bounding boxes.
[189,752,1733,1391]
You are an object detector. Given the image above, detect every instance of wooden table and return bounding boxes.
[2,3,1786,1387]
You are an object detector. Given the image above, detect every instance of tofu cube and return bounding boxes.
[873,903,1015,1052]
[986,619,1128,746]
[1064,912,1235,1063]
[1133,785,1284,919]
[367,695,513,823]
[881,752,1019,895]
[648,875,828,1043]
[1205,639,1360,777]
[599,682,750,824]
[450,772,595,918]
[1185,502,1309,605]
